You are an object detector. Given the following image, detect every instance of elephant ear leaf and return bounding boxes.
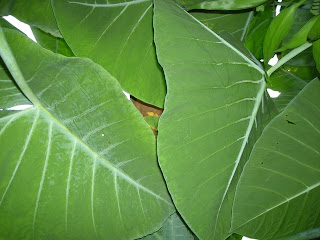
[154,0,273,239]
[52,0,166,108]
[0,28,173,240]
[232,79,320,240]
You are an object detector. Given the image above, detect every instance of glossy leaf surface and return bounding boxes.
[0,29,173,240]
[263,0,306,63]
[52,0,166,108]
[154,0,272,239]
[308,16,320,41]
[142,213,196,240]
[245,4,274,60]
[232,79,320,239]
[277,15,319,52]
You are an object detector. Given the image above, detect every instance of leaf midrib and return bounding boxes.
[167,2,267,239]
[37,104,172,205]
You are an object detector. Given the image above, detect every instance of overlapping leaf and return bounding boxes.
[0,29,173,240]
[0,0,60,37]
[232,79,320,239]
[154,0,276,239]
[245,3,274,60]
[32,27,74,57]
[52,0,166,108]
[142,213,197,240]
[191,10,253,41]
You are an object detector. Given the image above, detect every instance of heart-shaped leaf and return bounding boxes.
[52,0,166,108]
[154,0,275,239]
[0,28,173,240]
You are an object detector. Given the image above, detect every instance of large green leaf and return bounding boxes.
[0,28,174,240]
[232,79,320,239]
[141,213,197,240]
[0,58,30,115]
[190,10,253,41]
[52,0,166,108]
[32,27,74,57]
[0,0,60,37]
[154,0,275,239]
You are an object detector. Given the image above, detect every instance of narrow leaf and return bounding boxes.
[263,0,307,63]
[277,15,319,52]
[232,79,320,239]
[0,28,174,240]
[245,4,274,60]
[308,16,320,41]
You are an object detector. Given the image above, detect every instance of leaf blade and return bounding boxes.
[0,28,174,240]
[153,0,269,239]
[232,79,320,239]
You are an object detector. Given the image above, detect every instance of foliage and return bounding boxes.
[0,0,319,240]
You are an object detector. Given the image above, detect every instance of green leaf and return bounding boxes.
[245,3,274,60]
[275,228,320,240]
[226,233,243,240]
[144,116,159,131]
[31,27,74,57]
[141,213,197,240]
[0,0,60,37]
[268,68,307,92]
[313,39,320,72]
[282,47,318,81]
[52,0,166,108]
[190,10,253,41]
[154,0,276,239]
[267,68,308,111]
[277,15,320,52]
[232,79,320,239]
[273,90,300,112]
[183,0,268,11]
[0,58,31,116]
[0,28,174,240]
[308,16,320,41]
[263,0,307,63]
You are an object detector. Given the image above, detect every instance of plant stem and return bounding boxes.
[267,42,312,77]
[0,27,40,106]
